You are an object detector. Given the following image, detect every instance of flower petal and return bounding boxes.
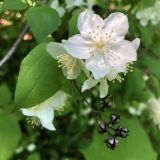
[20,90,69,131]
[62,59,81,79]
[47,42,67,60]
[21,104,55,131]
[66,0,84,10]
[107,40,137,66]
[47,90,69,110]
[41,122,56,130]
[132,38,140,50]
[140,19,148,27]
[107,65,126,81]
[99,78,109,98]
[77,10,104,37]
[36,106,55,130]
[50,0,65,17]
[81,78,98,92]
[63,34,92,59]
[103,12,129,41]
[85,54,111,79]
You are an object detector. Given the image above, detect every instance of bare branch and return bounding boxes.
[0,0,49,68]
[0,25,29,68]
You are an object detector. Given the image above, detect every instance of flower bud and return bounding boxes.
[98,122,107,134]
[109,113,120,125]
[116,127,129,138]
[100,99,112,111]
[105,137,119,150]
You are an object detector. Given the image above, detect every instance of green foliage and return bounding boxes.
[68,10,81,37]
[27,153,40,160]
[0,84,12,106]
[0,115,22,160]
[15,43,63,107]
[140,56,160,79]
[82,116,157,160]
[0,0,28,13]
[123,68,149,102]
[27,6,61,43]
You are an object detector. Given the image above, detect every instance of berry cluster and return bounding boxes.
[98,113,129,150]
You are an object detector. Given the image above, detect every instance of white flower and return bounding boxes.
[128,103,146,116]
[136,7,156,26]
[15,146,24,154]
[63,10,139,80]
[81,107,92,115]
[136,0,160,26]
[20,91,69,131]
[50,0,65,17]
[65,0,84,10]
[148,97,160,129]
[47,42,82,79]
[151,0,160,25]
[26,143,36,152]
[81,78,98,92]
[87,0,96,9]
[65,0,96,10]
[81,77,108,98]
[143,74,149,81]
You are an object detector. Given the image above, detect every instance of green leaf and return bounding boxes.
[0,0,28,13]
[15,43,63,107]
[0,84,12,106]
[27,153,40,160]
[0,115,22,160]
[149,76,160,97]
[68,10,81,37]
[138,26,153,46]
[151,43,160,57]
[123,68,149,102]
[140,56,160,79]
[27,6,61,43]
[138,0,155,7]
[81,116,157,160]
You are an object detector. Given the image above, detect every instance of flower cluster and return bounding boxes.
[128,103,146,116]
[98,113,129,150]
[47,10,140,98]
[21,10,140,132]
[50,0,96,17]
[136,0,160,26]
[148,97,160,130]
[127,96,160,130]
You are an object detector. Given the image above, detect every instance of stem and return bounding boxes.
[0,25,29,68]
[72,80,90,106]
[0,0,49,68]
[71,80,102,121]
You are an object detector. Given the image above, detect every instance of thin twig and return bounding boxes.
[72,80,102,121]
[0,0,49,68]
[0,25,29,68]
[72,80,90,106]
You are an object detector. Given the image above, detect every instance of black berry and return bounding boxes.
[100,99,112,111]
[105,137,119,150]
[109,113,120,125]
[116,127,129,138]
[98,122,107,134]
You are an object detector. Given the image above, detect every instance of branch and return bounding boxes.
[0,25,29,68]
[0,0,49,68]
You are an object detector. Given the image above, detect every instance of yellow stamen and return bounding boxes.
[57,54,77,73]
[26,117,41,128]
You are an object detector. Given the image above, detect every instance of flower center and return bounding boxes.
[96,40,105,49]
[57,54,76,71]
[95,39,106,53]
